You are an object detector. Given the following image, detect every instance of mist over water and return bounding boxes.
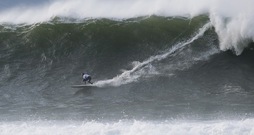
[1,0,254,134]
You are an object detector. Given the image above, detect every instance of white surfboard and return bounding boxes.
[71,84,99,88]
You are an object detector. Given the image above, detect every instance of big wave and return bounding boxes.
[0,0,254,54]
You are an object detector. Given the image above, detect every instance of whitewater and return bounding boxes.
[1,0,254,135]
[0,120,253,135]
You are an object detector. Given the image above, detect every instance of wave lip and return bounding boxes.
[0,0,252,24]
[0,0,209,24]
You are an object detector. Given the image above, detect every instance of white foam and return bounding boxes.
[209,0,254,55]
[0,119,253,135]
[0,0,209,24]
[94,23,212,87]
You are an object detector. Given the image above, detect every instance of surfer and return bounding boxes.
[82,73,93,84]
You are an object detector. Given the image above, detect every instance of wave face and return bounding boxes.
[1,1,254,134]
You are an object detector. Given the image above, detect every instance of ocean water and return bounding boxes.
[0,0,254,134]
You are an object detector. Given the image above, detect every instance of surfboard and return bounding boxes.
[71,84,99,88]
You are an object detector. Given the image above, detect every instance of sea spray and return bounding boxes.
[95,22,213,87]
